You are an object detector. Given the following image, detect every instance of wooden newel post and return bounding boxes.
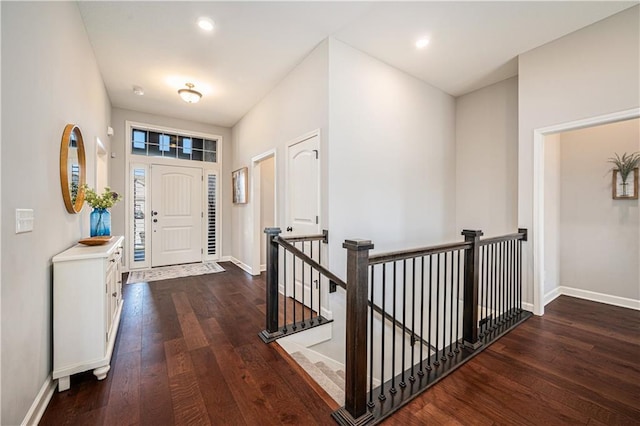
[333,239,375,426]
[259,227,283,343]
[462,229,483,350]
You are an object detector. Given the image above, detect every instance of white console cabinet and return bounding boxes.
[52,236,124,391]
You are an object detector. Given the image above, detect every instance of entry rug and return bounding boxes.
[126,261,225,284]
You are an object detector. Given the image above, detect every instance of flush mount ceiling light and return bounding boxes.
[132,85,144,96]
[197,17,215,32]
[415,38,430,49]
[178,83,202,103]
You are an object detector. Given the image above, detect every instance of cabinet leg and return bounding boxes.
[58,376,70,392]
[93,365,111,381]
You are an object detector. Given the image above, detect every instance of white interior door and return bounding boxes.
[287,135,320,236]
[151,164,203,267]
[287,134,321,311]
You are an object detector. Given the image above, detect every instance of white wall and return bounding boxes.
[543,134,561,296]
[328,38,457,274]
[455,77,518,237]
[312,39,456,362]
[231,40,329,272]
[559,119,639,300]
[1,3,112,424]
[518,6,640,307]
[109,107,232,265]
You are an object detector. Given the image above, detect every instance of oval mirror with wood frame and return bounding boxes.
[60,124,87,213]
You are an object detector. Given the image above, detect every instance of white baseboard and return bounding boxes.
[230,257,254,275]
[521,302,535,313]
[544,287,562,305]
[320,306,333,320]
[547,286,640,311]
[21,375,56,426]
[219,256,232,262]
[260,264,266,272]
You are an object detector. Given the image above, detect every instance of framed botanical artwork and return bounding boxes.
[612,167,638,200]
[232,167,248,204]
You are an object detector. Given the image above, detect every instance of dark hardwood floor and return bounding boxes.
[41,262,640,425]
[40,262,336,426]
[383,296,640,426]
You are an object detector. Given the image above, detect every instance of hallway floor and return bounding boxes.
[40,263,640,425]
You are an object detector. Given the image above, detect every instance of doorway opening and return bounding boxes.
[125,121,221,271]
[532,108,640,315]
[251,150,277,275]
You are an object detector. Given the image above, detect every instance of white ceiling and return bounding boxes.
[78,1,637,128]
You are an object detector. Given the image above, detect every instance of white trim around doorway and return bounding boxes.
[251,149,277,276]
[531,107,640,316]
[124,120,223,271]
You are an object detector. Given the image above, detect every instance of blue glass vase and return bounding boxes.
[90,208,111,237]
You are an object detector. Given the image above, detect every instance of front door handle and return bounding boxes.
[286,226,293,232]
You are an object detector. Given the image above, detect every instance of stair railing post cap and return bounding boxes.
[342,239,374,251]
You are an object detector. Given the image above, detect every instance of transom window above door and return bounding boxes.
[131,128,217,163]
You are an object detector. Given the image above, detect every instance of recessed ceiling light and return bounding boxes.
[415,38,430,49]
[132,85,144,96]
[197,17,214,32]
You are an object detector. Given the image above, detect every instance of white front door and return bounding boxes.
[151,164,203,267]
[286,133,321,311]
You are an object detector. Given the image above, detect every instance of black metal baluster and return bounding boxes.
[509,240,514,319]
[310,241,314,325]
[301,243,306,328]
[455,249,461,352]
[513,240,517,316]
[400,259,407,388]
[500,241,507,324]
[292,248,297,331]
[441,252,448,362]
[518,239,522,312]
[449,251,455,357]
[479,246,485,338]
[492,244,497,331]
[499,242,503,324]
[434,253,441,367]
[379,263,386,401]
[504,241,509,320]
[390,262,397,394]
[496,242,501,325]
[504,242,509,321]
[410,258,416,382]
[368,264,375,408]
[283,249,287,333]
[419,256,425,375]
[484,246,489,333]
[318,240,323,323]
[427,255,433,371]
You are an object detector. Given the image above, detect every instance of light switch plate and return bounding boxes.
[16,209,34,233]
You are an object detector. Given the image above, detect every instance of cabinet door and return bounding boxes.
[105,261,118,343]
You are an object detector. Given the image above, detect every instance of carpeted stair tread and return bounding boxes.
[314,361,345,389]
[290,351,344,405]
[336,369,345,380]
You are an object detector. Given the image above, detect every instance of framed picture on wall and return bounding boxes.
[612,168,639,200]
[232,167,248,204]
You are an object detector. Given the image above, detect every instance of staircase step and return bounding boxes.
[336,370,345,380]
[290,351,345,406]
[315,361,345,390]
